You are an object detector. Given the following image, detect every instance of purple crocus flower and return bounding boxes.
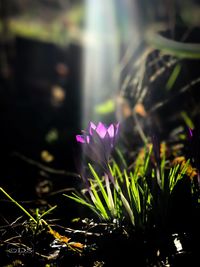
[76,122,119,166]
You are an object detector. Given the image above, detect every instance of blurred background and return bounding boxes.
[0,0,200,218]
[0,0,139,198]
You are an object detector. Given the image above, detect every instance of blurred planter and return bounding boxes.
[146,26,200,59]
[119,25,200,155]
[145,25,200,129]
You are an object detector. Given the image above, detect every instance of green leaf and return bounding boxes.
[115,148,128,168]
[95,99,115,115]
[105,174,115,216]
[88,164,110,208]
[64,193,101,219]
[0,187,37,223]
[166,64,181,90]
[130,172,141,213]
[119,190,135,226]
[90,180,109,220]
[181,111,194,129]
[40,205,57,219]
[110,162,124,183]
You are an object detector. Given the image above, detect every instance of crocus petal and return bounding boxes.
[86,135,90,143]
[89,122,96,135]
[115,122,120,135]
[107,124,114,138]
[188,128,193,138]
[96,122,107,138]
[76,121,120,165]
[76,135,85,143]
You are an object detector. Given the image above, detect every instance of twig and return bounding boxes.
[13,152,81,179]
[64,227,101,237]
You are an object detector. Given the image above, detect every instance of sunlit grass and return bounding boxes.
[65,140,197,232]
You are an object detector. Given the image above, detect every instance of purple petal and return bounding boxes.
[76,135,85,143]
[89,122,96,135]
[188,128,193,138]
[96,122,107,138]
[107,124,114,137]
[115,122,120,135]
